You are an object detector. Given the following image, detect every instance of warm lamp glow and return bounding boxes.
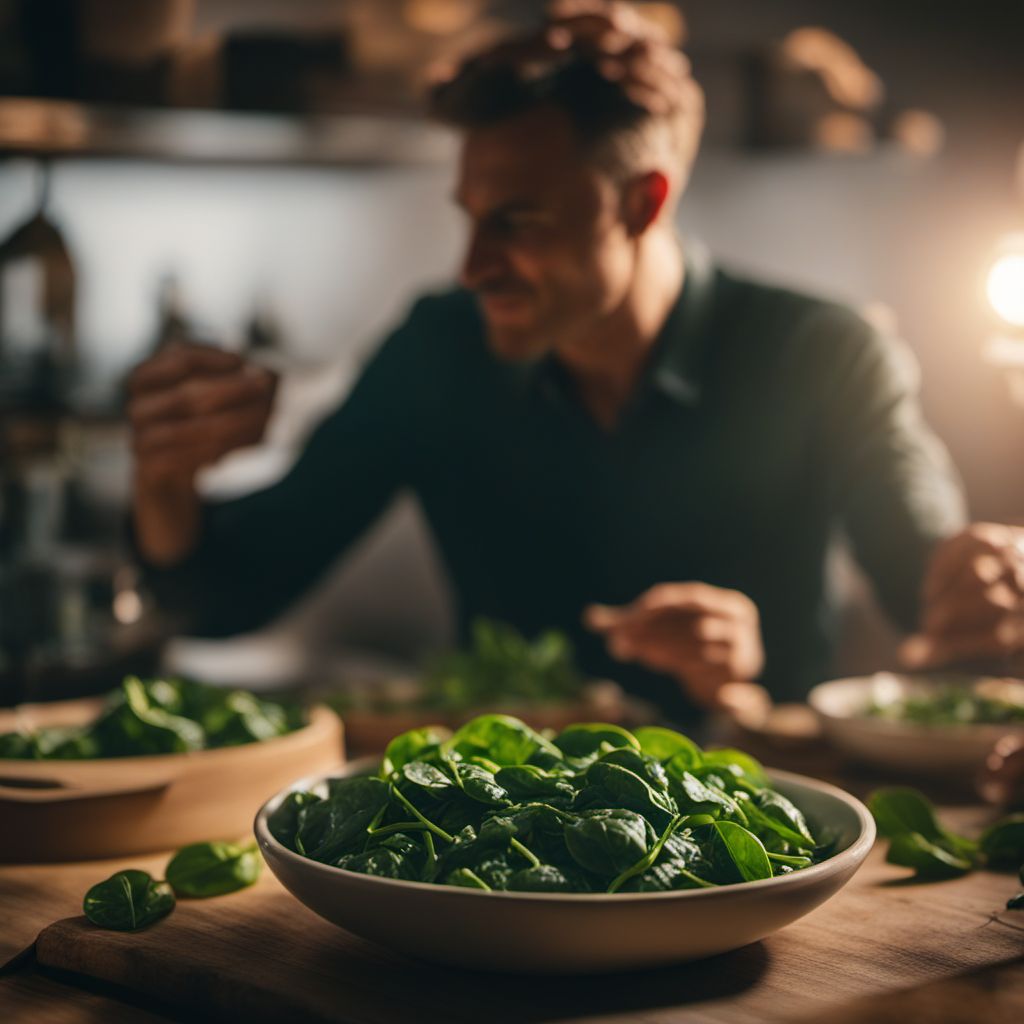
[987,250,1024,328]
[403,0,478,36]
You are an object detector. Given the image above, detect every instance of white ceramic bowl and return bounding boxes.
[254,764,874,973]
[808,673,1024,779]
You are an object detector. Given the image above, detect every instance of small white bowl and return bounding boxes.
[808,673,1024,779]
[254,764,874,973]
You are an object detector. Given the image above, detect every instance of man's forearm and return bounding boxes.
[133,474,203,567]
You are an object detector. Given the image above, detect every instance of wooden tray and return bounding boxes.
[0,701,344,863]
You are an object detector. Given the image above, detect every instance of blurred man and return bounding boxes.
[128,3,1015,723]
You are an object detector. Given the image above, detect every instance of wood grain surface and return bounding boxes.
[0,851,169,967]
[4,805,1020,1024]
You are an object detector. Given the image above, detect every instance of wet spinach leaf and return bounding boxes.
[453,762,510,805]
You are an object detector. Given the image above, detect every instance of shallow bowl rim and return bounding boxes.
[808,675,1024,737]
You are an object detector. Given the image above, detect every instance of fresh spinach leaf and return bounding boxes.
[494,765,576,802]
[868,788,979,875]
[553,723,639,759]
[632,726,703,769]
[564,808,654,876]
[83,870,175,931]
[692,820,773,883]
[297,777,390,863]
[979,814,1024,869]
[381,726,449,776]
[581,761,676,830]
[746,789,816,848]
[166,841,262,898]
[400,761,455,793]
[443,714,561,767]
[268,791,321,848]
[886,832,974,878]
[597,747,670,793]
[701,748,769,787]
[445,867,492,890]
[452,762,510,806]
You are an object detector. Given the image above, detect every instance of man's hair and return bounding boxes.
[429,51,704,198]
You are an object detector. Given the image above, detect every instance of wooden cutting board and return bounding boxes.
[23,812,1024,1024]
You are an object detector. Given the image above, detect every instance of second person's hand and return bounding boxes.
[583,582,764,709]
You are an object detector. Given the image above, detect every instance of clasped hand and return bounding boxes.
[901,523,1024,672]
[128,342,277,488]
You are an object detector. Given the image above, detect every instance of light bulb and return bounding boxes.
[987,245,1024,328]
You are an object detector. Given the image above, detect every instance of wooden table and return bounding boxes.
[2,797,1022,1024]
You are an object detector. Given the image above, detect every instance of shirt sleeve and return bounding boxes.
[811,309,967,631]
[138,297,436,637]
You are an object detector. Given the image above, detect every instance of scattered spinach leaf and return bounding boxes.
[166,840,262,898]
[979,814,1024,869]
[83,870,175,931]
[868,788,978,877]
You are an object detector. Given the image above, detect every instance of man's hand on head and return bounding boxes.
[435,0,699,120]
[584,582,764,710]
[546,1,697,114]
[900,522,1024,671]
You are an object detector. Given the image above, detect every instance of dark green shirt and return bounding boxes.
[145,243,965,722]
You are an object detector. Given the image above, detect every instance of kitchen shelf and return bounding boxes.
[0,97,456,166]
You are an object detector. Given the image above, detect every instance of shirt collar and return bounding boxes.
[513,237,717,410]
[647,237,716,407]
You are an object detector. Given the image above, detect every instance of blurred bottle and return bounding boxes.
[0,161,76,410]
[148,270,192,353]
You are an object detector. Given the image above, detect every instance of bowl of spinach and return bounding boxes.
[255,714,873,972]
[0,676,343,862]
[809,673,1024,779]
[0,675,306,761]
[327,619,630,755]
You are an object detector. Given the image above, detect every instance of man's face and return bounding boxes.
[455,106,634,362]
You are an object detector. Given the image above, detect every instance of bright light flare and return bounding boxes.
[987,247,1024,328]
